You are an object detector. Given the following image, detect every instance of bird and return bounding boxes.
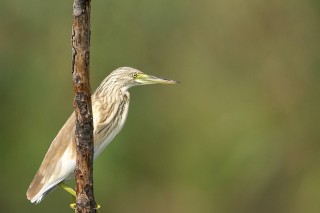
[26,67,178,204]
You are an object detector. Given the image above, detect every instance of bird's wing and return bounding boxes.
[26,113,76,203]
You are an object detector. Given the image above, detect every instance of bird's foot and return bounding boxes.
[70,203,101,212]
[70,203,76,209]
[58,182,101,212]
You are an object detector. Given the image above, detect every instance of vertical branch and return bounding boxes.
[72,0,96,212]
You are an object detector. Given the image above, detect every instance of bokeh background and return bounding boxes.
[1,0,320,212]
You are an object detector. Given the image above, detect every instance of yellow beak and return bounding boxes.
[136,73,179,85]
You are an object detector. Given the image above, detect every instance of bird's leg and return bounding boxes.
[58,182,101,211]
[58,182,76,210]
[58,182,76,198]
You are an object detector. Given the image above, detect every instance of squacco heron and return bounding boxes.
[26,67,178,203]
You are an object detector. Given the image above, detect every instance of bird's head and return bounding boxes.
[94,67,178,96]
[107,67,178,90]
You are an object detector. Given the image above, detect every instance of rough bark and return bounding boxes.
[71,0,96,212]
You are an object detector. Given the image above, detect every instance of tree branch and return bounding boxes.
[71,0,96,212]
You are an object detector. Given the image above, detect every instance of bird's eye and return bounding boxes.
[132,73,138,78]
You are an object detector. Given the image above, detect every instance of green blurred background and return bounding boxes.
[1,0,320,212]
